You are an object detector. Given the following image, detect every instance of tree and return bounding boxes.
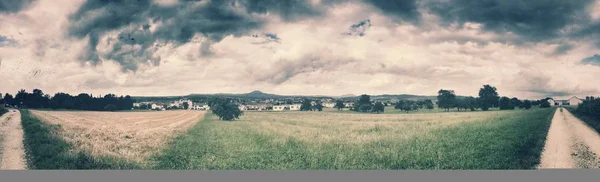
[540,98,551,108]
[183,102,189,110]
[424,100,434,111]
[104,104,117,111]
[211,99,243,121]
[437,89,456,111]
[478,85,499,111]
[372,102,385,113]
[300,98,312,111]
[3,93,13,106]
[498,97,514,110]
[334,100,345,111]
[15,89,27,108]
[354,94,373,113]
[511,97,522,109]
[314,101,323,111]
[523,100,532,109]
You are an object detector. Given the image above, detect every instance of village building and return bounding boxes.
[272,104,301,111]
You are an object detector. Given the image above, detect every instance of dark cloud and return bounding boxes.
[68,0,322,72]
[0,0,36,13]
[0,35,17,47]
[426,0,594,42]
[553,43,574,55]
[342,19,371,36]
[363,0,420,23]
[581,54,600,66]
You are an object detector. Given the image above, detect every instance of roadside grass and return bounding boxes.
[564,107,600,133]
[0,107,8,116]
[20,110,140,169]
[153,108,555,169]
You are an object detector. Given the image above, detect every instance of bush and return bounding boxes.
[0,107,8,116]
[210,99,243,121]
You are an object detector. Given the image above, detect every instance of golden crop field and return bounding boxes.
[29,110,205,165]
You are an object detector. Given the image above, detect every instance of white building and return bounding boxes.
[151,103,164,110]
[323,102,335,108]
[272,104,302,111]
[569,96,584,106]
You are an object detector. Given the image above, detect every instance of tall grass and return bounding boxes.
[153,108,555,169]
[20,110,140,169]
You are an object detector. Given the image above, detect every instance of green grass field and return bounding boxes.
[153,108,556,169]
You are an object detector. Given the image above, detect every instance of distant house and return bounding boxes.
[272,104,301,111]
[238,105,247,111]
[547,98,555,106]
[548,96,583,106]
[569,96,584,106]
[289,104,301,111]
[323,102,335,108]
[343,102,354,108]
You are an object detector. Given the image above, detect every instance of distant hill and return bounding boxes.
[136,90,445,102]
[340,94,438,101]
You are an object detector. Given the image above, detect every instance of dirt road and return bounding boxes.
[539,108,600,169]
[0,109,26,170]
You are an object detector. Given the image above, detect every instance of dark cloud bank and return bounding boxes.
[65,0,600,72]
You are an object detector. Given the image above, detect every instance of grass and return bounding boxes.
[564,106,600,133]
[0,107,8,116]
[153,108,555,169]
[20,110,140,169]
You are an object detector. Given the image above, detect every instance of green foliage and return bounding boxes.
[300,99,312,111]
[20,110,139,169]
[104,104,117,112]
[437,89,456,111]
[334,100,345,111]
[372,102,384,113]
[539,99,551,108]
[522,100,532,109]
[478,85,500,111]
[354,94,373,113]
[498,97,514,110]
[0,107,8,116]
[183,102,189,109]
[210,99,243,121]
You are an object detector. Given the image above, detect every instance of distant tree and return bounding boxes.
[104,104,117,111]
[511,97,522,109]
[300,98,312,111]
[539,98,551,108]
[15,89,27,108]
[424,100,434,111]
[3,93,13,106]
[478,85,500,111]
[211,99,243,121]
[437,89,456,111]
[523,100,532,109]
[372,102,385,113]
[183,102,189,110]
[354,94,373,113]
[531,100,540,106]
[498,97,514,110]
[466,96,478,111]
[334,100,345,111]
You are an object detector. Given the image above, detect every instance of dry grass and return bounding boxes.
[30,110,205,165]
[234,111,504,144]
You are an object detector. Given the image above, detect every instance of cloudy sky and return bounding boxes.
[1,0,600,99]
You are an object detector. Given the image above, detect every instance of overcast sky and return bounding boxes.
[1,0,600,99]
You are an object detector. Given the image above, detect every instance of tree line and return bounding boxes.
[1,89,134,111]
[436,85,536,112]
[575,96,600,120]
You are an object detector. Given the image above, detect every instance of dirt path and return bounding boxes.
[538,108,600,169]
[0,109,27,170]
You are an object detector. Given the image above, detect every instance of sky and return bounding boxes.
[1,0,600,99]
